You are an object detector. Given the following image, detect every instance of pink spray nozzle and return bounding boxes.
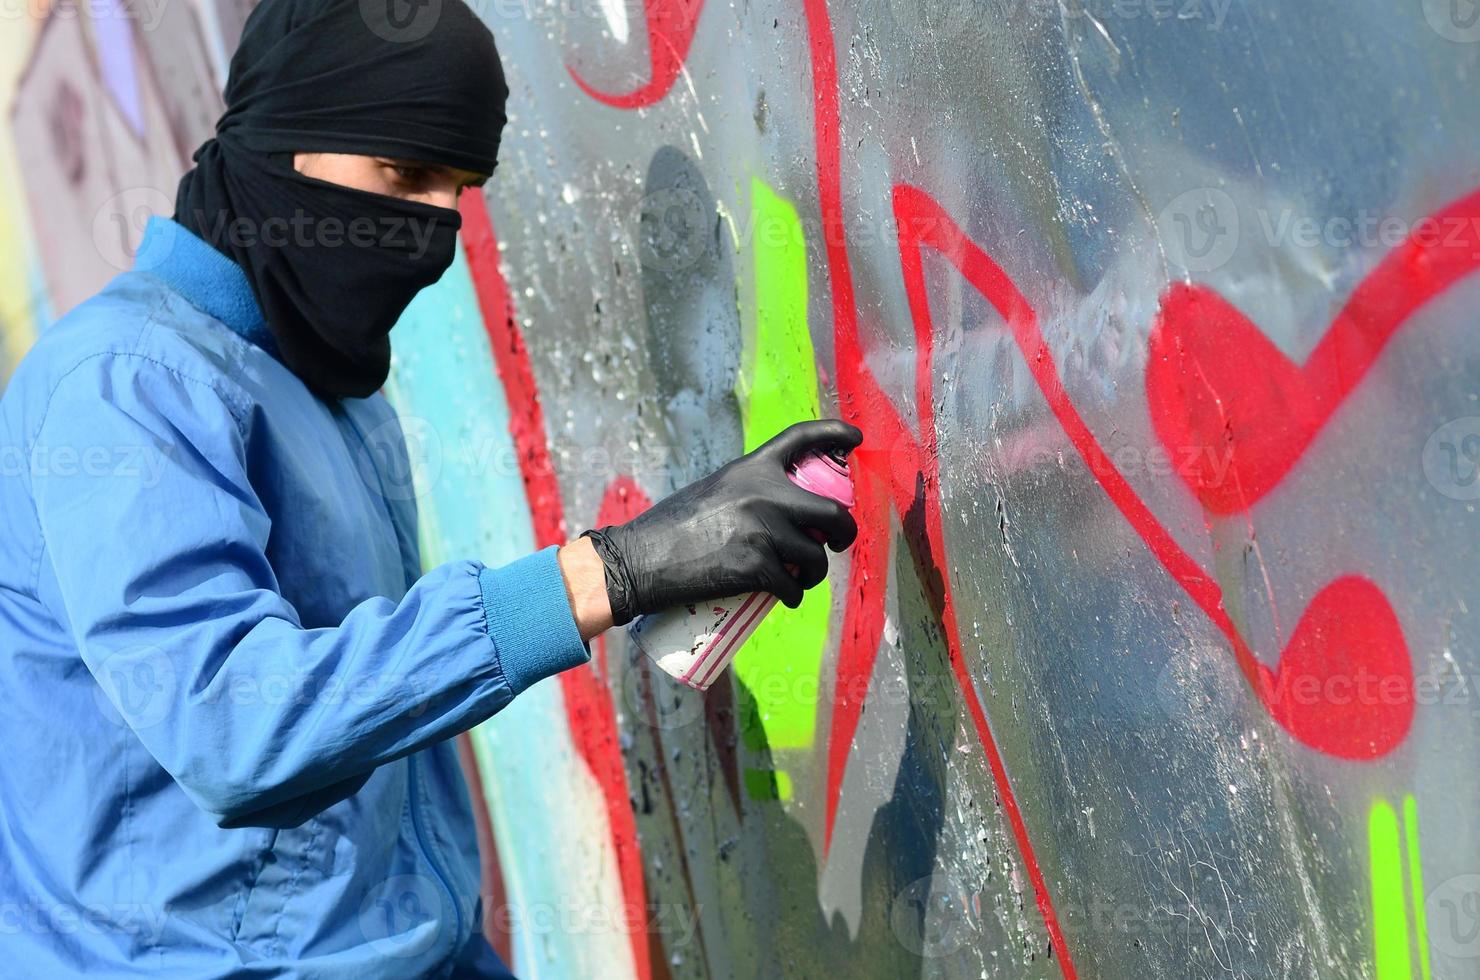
[789,449,856,510]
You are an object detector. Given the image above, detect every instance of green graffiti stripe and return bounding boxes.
[742,768,794,802]
[1403,795,1432,980]
[1370,798,1409,980]
[731,177,829,767]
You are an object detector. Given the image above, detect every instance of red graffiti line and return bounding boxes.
[800,1,1078,974]
[460,191,653,980]
[455,733,515,963]
[890,182,1414,759]
[568,0,706,110]
[1147,188,1480,514]
[594,478,652,680]
[600,475,725,976]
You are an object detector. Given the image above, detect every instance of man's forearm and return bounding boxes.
[557,537,615,642]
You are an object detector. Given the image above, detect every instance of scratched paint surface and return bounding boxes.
[5,0,1480,977]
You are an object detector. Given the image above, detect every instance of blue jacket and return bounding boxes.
[0,217,590,976]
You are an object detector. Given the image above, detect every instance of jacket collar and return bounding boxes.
[136,216,280,357]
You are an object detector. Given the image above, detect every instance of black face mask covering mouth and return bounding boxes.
[173,0,508,399]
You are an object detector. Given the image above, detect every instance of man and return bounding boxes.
[0,0,859,975]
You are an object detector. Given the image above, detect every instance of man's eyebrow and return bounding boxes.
[421,162,487,189]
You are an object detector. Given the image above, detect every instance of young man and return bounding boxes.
[0,0,859,975]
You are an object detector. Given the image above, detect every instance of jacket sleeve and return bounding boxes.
[30,353,590,827]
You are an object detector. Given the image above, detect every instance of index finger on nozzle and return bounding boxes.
[763,419,863,464]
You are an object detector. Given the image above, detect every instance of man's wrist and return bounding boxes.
[579,527,638,626]
[557,537,615,642]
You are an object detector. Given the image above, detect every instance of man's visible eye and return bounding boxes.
[383,161,432,189]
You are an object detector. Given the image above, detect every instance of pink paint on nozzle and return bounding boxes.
[790,449,855,511]
[628,447,857,690]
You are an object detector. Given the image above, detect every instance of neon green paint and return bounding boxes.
[731,177,829,759]
[1370,798,1411,980]
[742,768,794,801]
[1404,795,1432,980]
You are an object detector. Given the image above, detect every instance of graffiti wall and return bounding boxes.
[5,0,1480,976]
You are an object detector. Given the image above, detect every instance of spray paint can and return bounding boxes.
[628,449,857,691]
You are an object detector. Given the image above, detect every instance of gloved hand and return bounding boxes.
[581,419,863,626]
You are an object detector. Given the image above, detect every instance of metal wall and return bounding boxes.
[7,1,1480,977]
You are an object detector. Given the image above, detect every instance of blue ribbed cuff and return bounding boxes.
[477,547,590,695]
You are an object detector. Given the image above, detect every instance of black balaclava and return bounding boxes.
[174,0,509,398]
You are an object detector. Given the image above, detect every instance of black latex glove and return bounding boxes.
[581,419,863,626]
